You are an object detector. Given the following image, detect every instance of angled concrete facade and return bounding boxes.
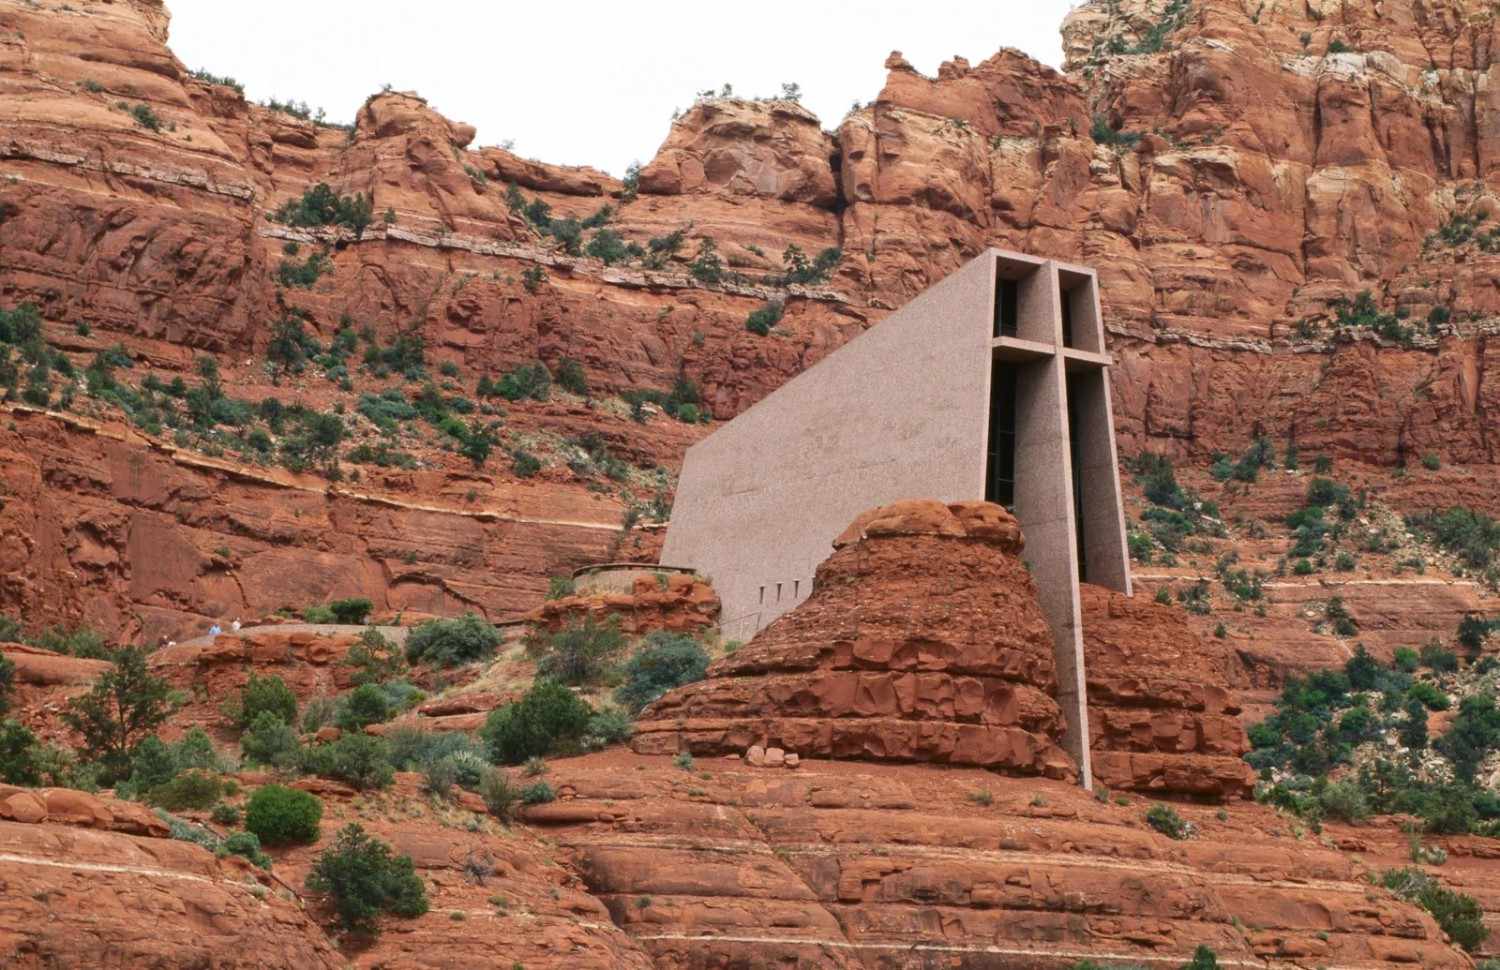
[661,249,1131,784]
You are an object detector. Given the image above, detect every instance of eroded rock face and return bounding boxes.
[1081,584,1255,798]
[524,572,721,634]
[535,751,1473,969]
[634,500,1076,779]
[0,790,341,969]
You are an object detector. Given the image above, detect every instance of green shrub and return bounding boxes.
[240,710,302,767]
[554,357,589,396]
[273,183,374,238]
[276,251,331,288]
[382,725,481,773]
[301,733,395,790]
[688,238,723,283]
[1091,114,1142,149]
[327,598,373,625]
[614,632,710,712]
[211,802,241,826]
[1407,681,1450,712]
[27,624,109,659]
[221,830,271,869]
[62,647,170,783]
[129,102,163,131]
[231,673,298,729]
[404,613,502,668]
[0,719,42,784]
[1144,803,1194,840]
[746,300,783,335]
[341,628,407,686]
[147,769,224,810]
[306,823,428,935]
[525,615,625,686]
[481,680,593,764]
[1422,453,1441,471]
[0,653,12,717]
[585,706,634,748]
[125,729,226,794]
[1457,614,1493,653]
[479,768,520,821]
[1436,694,1500,782]
[1407,506,1500,570]
[512,449,542,478]
[1420,642,1458,673]
[1393,646,1419,672]
[245,784,323,845]
[780,244,840,285]
[491,362,550,402]
[1380,867,1489,952]
[520,781,555,804]
[337,683,394,730]
[1318,777,1370,823]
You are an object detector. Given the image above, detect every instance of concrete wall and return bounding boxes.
[661,252,995,632]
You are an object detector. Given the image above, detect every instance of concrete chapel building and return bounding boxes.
[661,249,1132,779]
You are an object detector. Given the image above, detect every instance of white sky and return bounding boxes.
[164,1,1078,176]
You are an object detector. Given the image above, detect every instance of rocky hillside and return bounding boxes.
[5,0,1500,646]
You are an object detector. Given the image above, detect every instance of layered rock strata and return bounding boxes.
[1081,584,1256,798]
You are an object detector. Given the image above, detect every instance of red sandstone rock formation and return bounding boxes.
[535,751,1473,969]
[524,572,720,634]
[8,0,1500,645]
[0,786,341,968]
[633,500,1077,779]
[1081,584,1255,798]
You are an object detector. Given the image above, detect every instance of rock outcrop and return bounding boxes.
[633,500,1077,779]
[535,751,1473,969]
[525,572,721,634]
[0,787,340,968]
[1081,584,1255,798]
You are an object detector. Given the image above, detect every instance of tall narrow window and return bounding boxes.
[985,363,1018,509]
[1067,372,1088,581]
[1061,289,1075,347]
[994,277,1019,338]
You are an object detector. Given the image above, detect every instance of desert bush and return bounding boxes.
[341,628,407,686]
[481,680,593,765]
[273,183,374,237]
[525,616,625,686]
[306,823,428,934]
[147,769,224,810]
[614,632,710,712]
[1381,867,1488,951]
[300,733,395,790]
[63,647,170,783]
[336,684,393,730]
[230,673,298,730]
[584,706,635,749]
[1145,803,1194,840]
[746,300,783,335]
[221,830,272,869]
[405,613,502,668]
[1318,777,1370,823]
[240,710,302,767]
[326,598,373,624]
[479,768,520,821]
[0,720,42,785]
[491,362,551,402]
[245,784,323,845]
